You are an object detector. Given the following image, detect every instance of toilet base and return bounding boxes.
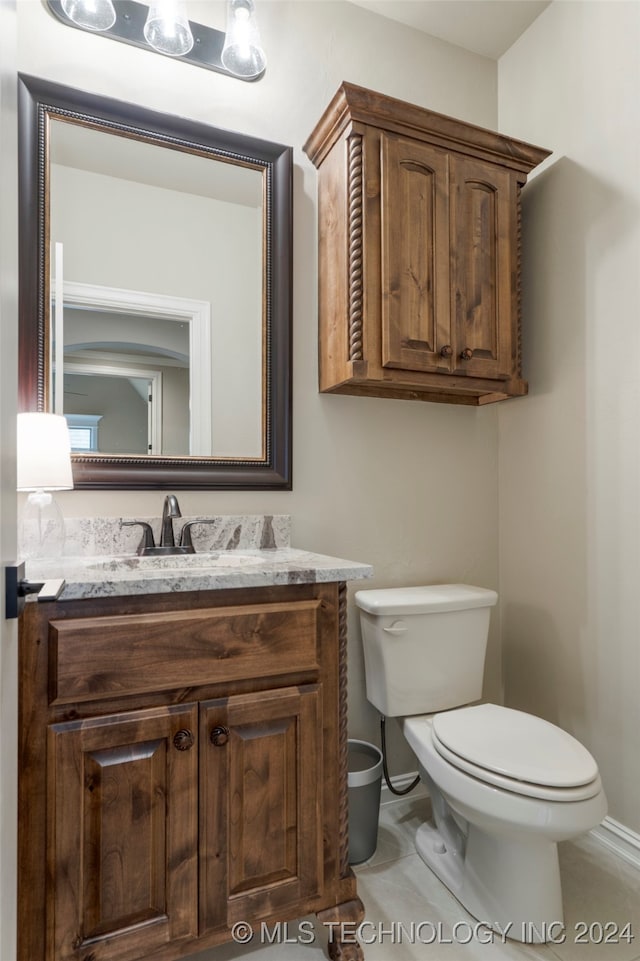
[415,819,564,943]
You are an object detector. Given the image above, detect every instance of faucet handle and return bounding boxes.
[179,520,216,550]
[122,520,156,555]
[179,522,196,550]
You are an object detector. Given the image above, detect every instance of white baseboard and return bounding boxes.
[590,816,640,872]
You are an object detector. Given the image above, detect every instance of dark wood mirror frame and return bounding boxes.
[18,74,292,490]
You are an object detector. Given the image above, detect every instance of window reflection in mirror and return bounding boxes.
[49,119,265,459]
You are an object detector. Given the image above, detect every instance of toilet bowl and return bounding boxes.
[355,585,607,943]
[403,708,606,940]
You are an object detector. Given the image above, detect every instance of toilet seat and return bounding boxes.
[431,704,602,802]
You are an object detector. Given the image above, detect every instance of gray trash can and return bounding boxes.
[347,739,383,864]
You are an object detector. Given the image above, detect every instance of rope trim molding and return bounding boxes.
[347,134,364,363]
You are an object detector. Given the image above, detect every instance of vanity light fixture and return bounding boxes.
[221,0,266,79]
[46,0,267,81]
[61,0,116,31]
[144,0,194,56]
[17,413,74,559]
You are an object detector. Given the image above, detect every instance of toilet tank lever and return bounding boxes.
[383,621,407,635]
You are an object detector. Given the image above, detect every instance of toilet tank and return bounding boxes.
[355,585,498,717]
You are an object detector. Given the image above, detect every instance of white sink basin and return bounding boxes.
[86,551,269,573]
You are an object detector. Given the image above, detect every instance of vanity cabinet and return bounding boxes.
[19,584,363,961]
[303,83,551,405]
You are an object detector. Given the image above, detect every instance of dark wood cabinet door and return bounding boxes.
[449,154,515,380]
[380,132,451,373]
[47,703,198,961]
[200,685,323,932]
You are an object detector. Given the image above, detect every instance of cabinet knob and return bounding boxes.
[173,729,195,751]
[440,345,453,358]
[210,725,230,747]
[460,347,474,361]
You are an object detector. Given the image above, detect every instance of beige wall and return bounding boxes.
[498,1,640,832]
[17,0,501,772]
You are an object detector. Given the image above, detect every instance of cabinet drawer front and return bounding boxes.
[50,600,321,704]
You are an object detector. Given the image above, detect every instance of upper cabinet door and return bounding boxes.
[449,155,516,381]
[380,133,451,373]
[48,704,198,961]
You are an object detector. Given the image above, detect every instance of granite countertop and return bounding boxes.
[21,515,372,601]
[26,547,373,601]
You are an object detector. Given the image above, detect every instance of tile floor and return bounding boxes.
[194,792,640,961]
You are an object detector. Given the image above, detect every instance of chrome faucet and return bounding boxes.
[160,494,181,548]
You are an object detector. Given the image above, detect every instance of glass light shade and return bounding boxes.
[221,0,266,79]
[144,0,194,56]
[61,0,116,31]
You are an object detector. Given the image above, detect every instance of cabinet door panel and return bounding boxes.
[380,133,451,372]
[450,155,514,379]
[48,704,198,961]
[200,685,322,931]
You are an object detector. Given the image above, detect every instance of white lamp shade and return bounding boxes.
[17,413,74,492]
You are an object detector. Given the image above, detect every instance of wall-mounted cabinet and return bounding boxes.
[304,83,550,406]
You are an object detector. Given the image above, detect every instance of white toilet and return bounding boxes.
[355,584,607,943]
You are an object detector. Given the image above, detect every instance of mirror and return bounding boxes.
[18,74,292,489]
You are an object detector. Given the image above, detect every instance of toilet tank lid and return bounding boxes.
[354,584,498,615]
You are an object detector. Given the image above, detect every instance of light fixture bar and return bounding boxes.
[46,0,265,81]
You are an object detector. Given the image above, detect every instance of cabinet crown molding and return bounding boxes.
[303,81,551,175]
